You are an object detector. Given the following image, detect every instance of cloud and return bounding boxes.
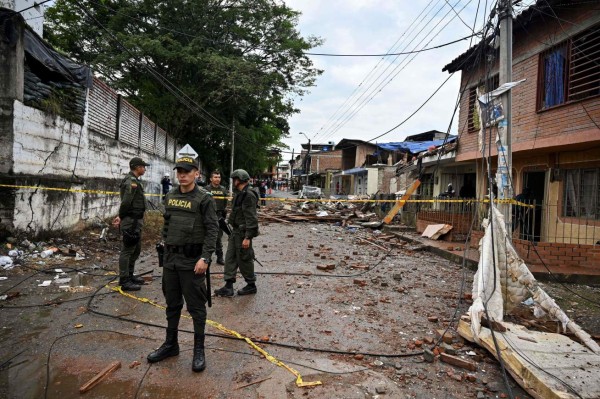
[283,0,485,154]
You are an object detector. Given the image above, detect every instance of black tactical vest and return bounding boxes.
[163,187,208,245]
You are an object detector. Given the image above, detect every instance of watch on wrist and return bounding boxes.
[200,257,208,263]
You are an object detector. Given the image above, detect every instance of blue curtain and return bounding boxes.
[544,49,565,108]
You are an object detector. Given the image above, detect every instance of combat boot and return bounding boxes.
[147,328,179,363]
[192,333,206,372]
[237,283,257,296]
[214,280,234,297]
[119,277,141,291]
[129,271,145,285]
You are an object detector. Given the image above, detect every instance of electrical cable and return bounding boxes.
[42,329,155,399]
[73,0,231,132]
[305,33,481,56]
[317,0,475,142]
[311,0,441,141]
[318,0,478,143]
[83,278,424,358]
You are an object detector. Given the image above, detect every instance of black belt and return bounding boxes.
[165,245,184,253]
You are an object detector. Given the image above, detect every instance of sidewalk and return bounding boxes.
[384,225,600,284]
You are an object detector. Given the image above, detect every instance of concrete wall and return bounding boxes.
[2,99,174,233]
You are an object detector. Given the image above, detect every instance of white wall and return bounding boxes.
[367,168,379,195]
[8,100,173,233]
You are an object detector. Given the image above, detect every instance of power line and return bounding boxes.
[317,0,474,142]
[311,0,442,141]
[305,32,480,57]
[73,1,231,132]
[319,0,476,143]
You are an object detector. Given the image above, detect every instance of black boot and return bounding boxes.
[215,249,225,265]
[129,271,145,285]
[192,333,206,372]
[120,277,141,291]
[147,329,179,363]
[237,283,257,296]
[214,280,234,297]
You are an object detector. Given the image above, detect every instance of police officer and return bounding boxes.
[207,170,229,265]
[112,157,149,291]
[147,156,218,372]
[214,169,259,297]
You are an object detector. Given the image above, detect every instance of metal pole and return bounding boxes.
[307,139,311,187]
[230,118,235,193]
[498,0,513,238]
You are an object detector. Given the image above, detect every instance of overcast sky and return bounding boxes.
[282,0,496,160]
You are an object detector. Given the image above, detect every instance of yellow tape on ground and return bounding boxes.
[110,286,322,387]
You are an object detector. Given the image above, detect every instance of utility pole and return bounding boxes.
[230,118,235,194]
[299,132,311,188]
[498,0,513,237]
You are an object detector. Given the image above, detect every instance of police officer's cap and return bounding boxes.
[174,156,198,172]
[130,157,150,168]
[231,169,250,182]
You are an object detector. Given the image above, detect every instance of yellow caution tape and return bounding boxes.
[0,184,534,207]
[110,286,322,387]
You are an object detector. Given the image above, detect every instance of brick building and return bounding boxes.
[443,0,600,274]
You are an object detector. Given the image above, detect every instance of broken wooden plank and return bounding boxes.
[259,214,292,224]
[383,179,421,224]
[458,319,600,399]
[79,361,121,394]
[235,377,272,390]
[357,238,388,251]
[439,352,477,371]
[421,224,453,240]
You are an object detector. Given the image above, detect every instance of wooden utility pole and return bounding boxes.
[230,118,235,193]
[498,0,513,237]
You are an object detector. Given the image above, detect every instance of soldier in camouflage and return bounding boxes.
[147,156,218,373]
[207,170,229,265]
[214,169,259,297]
[112,157,149,291]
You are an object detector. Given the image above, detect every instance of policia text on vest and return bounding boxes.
[148,155,218,373]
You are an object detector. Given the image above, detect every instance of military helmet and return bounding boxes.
[231,169,250,182]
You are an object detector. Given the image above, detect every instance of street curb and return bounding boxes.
[386,228,600,285]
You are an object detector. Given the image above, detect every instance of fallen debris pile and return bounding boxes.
[260,199,383,228]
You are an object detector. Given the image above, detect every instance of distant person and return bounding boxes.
[258,181,267,206]
[440,183,455,198]
[112,157,150,291]
[161,173,172,200]
[207,170,229,265]
[459,181,475,198]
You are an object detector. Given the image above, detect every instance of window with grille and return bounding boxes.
[563,168,600,220]
[467,75,499,133]
[538,24,600,110]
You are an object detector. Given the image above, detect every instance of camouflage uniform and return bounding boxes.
[224,185,259,284]
[118,171,146,286]
[207,183,229,262]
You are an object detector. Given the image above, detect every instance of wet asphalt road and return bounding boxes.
[0,201,539,398]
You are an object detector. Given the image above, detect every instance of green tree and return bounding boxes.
[45,0,322,175]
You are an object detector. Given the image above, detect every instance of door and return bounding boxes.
[522,171,546,241]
